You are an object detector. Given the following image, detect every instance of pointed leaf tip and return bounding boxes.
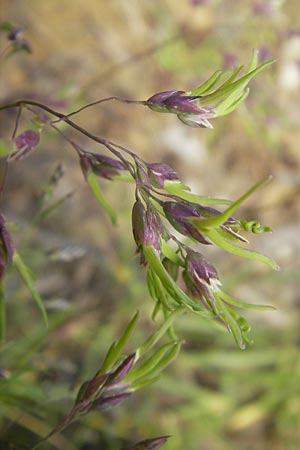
[87,172,117,224]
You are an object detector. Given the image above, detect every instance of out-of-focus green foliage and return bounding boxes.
[0,1,299,450]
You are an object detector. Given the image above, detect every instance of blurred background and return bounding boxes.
[1,1,300,449]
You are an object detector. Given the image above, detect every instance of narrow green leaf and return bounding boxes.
[110,174,135,183]
[148,197,165,217]
[215,65,245,90]
[215,87,249,116]
[190,70,224,96]
[217,290,276,311]
[249,48,259,71]
[13,252,48,327]
[151,298,161,321]
[194,66,245,101]
[147,268,172,311]
[0,139,11,157]
[137,305,185,358]
[166,320,179,341]
[131,343,181,387]
[147,269,158,302]
[143,246,213,315]
[139,341,181,379]
[220,88,250,116]
[207,228,279,270]
[125,342,176,382]
[99,311,139,374]
[87,172,117,224]
[113,311,139,359]
[200,60,274,106]
[165,180,191,192]
[99,341,116,374]
[215,298,245,349]
[225,312,245,350]
[226,303,253,347]
[130,375,160,391]
[192,176,272,229]
[164,180,232,206]
[190,68,244,97]
[161,240,183,266]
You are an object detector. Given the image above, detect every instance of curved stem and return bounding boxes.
[102,141,136,178]
[0,43,13,60]
[0,100,138,176]
[12,106,22,138]
[63,96,147,120]
[49,123,83,155]
[0,100,105,145]
[0,158,8,207]
[30,411,76,450]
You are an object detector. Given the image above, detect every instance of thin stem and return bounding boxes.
[107,140,146,164]
[0,43,13,60]
[0,161,8,206]
[62,97,147,120]
[30,411,76,450]
[49,123,83,155]
[50,120,136,178]
[0,100,138,176]
[22,104,45,117]
[12,106,22,138]
[101,141,136,178]
[0,101,65,121]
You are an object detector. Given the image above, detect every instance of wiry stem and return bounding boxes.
[12,106,22,138]
[0,99,139,177]
[0,160,8,206]
[30,411,76,450]
[61,96,147,120]
[0,42,13,60]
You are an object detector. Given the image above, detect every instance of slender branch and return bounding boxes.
[101,141,136,177]
[30,411,76,450]
[0,100,137,176]
[63,97,146,120]
[0,160,8,206]
[0,43,13,60]
[107,140,145,163]
[12,106,22,138]
[49,123,83,155]
[0,100,69,122]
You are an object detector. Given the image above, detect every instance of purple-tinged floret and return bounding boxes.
[12,130,40,160]
[124,435,170,450]
[132,200,162,252]
[163,201,211,245]
[147,163,179,188]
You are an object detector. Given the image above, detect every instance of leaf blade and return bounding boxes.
[87,172,117,224]
[13,252,48,327]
